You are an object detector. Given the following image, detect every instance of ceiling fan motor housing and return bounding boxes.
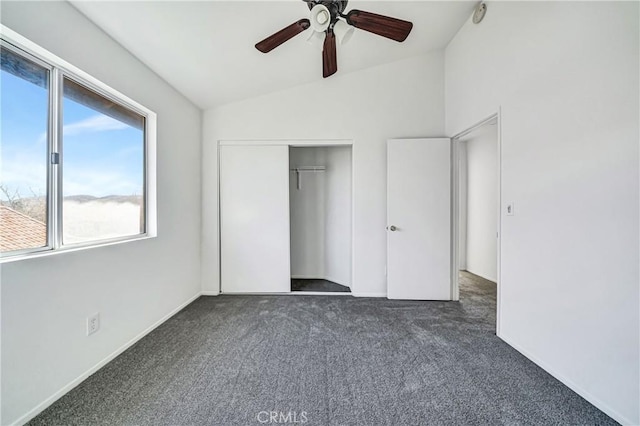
[308,0,349,26]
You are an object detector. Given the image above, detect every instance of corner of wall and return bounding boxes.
[200,109,220,295]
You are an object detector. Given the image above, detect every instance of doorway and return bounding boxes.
[453,115,500,332]
[289,146,352,294]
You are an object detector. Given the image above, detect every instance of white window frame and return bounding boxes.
[0,25,157,263]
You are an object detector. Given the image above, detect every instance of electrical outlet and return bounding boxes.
[87,312,100,336]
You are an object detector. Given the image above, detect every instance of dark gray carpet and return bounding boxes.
[29,272,616,425]
[291,279,350,292]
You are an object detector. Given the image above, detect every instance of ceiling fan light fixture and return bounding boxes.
[310,4,331,32]
[333,19,354,45]
[317,11,329,24]
[255,1,413,78]
[306,29,325,51]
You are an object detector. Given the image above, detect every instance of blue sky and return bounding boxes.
[1,69,144,200]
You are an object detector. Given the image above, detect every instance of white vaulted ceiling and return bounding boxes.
[70,1,476,110]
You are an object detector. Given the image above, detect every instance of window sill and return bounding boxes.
[0,234,156,264]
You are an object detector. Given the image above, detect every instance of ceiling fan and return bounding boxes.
[255,0,413,78]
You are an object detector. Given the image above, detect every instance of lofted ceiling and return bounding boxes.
[70,1,476,110]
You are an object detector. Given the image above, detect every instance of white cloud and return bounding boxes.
[63,114,129,136]
[36,114,129,144]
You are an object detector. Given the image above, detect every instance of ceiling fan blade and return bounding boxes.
[345,10,413,42]
[322,29,337,78]
[255,19,311,53]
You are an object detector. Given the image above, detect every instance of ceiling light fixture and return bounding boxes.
[333,19,354,45]
[310,4,331,32]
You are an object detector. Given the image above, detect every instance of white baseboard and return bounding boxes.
[11,292,202,426]
[499,333,635,426]
[201,290,219,296]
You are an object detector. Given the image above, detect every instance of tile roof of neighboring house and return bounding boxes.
[0,206,47,252]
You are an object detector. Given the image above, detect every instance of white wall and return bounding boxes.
[289,146,352,286]
[323,146,352,287]
[461,123,498,282]
[446,2,639,424]
[289,148,326,279]
[202,52,445,297]
[0,2,202,425]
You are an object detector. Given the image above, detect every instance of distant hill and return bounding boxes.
[64,195,142,204]
[0,194,142,225]
[1,194,142,205]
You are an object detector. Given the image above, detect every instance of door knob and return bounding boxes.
[387,225,397,231]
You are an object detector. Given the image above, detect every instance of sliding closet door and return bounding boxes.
[220,145,291,293]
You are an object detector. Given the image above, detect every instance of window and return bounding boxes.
[0,29,156,260]
[0,47,49,253]
[61,77,146,244]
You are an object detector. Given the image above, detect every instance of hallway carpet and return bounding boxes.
[29,273,616,425]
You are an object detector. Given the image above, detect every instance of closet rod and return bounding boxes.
[291,166,326,190]
[289,166,326,172]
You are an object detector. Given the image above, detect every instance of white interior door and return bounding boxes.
[387,138,451,300]
[220,145,291,293]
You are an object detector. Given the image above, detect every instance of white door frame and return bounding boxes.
[451,111,502,336]
[217,139,354,295]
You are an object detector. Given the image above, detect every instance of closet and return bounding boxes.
[289,147,352,292]
[219,142,352,294]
